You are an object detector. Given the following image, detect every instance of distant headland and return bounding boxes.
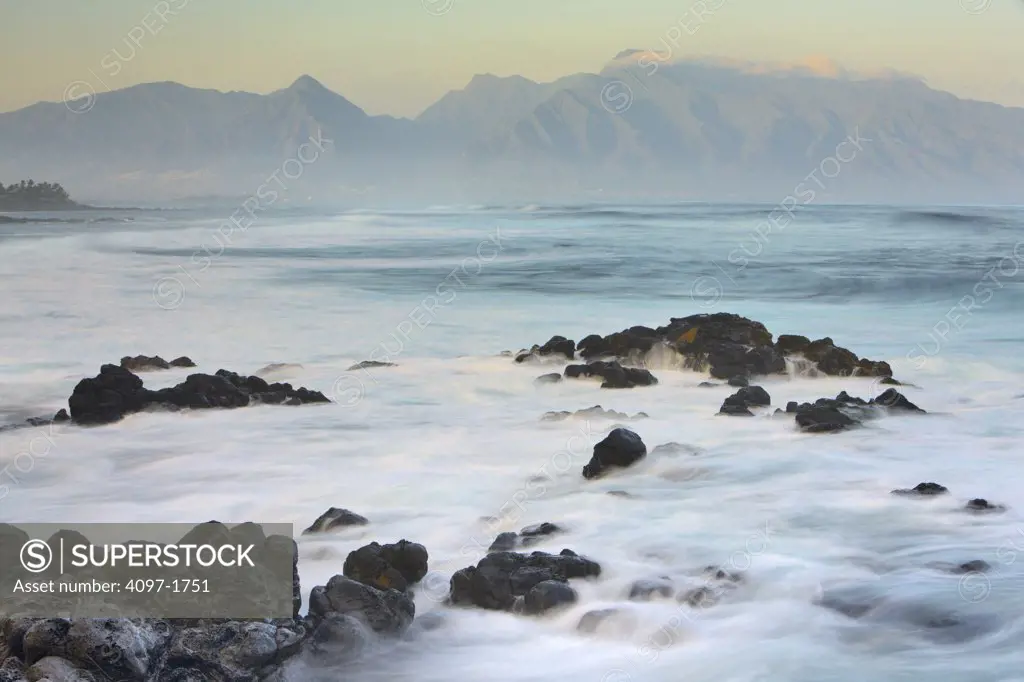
[0,180,83,211]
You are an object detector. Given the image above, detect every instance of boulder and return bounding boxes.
[964,499,1006,514]
[522,581,577,615]
[302,508,369,535]
[516,336,576,363]
[582,428,647,479]
[449,549,600,612]
[488,523,565,552]
[534,373,563,385]
[718,385,771,416]
[891,482,948,497]
[308,575,414,635]
[628,578,674,601]
[343,540,428,592]
[564,361,658,389]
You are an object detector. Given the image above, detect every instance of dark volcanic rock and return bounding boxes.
[564,361,658,389]
[891,482,949,497]
[343,540,428,592]
[309,575,414,635]
[582,428,647,479]
[628,578,674,601]
[449,549,600,612]
[719,385,771,416]
[964,498,1006,514]
[534,373,563,385]
[519,313,891,380]
[523,580,578,615]
[542,405,645,422]
[872,389,925,413]
[120,354,196,372]
[67,364,331,425]
[347,360,397,370]
[489,523,566,552]
[795,406,858,433]
[302,507,369,534]
[727,375,750,387]
[516,336,577,363]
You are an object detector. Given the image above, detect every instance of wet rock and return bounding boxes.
[542,405,645,422]
[650,442,698,456]
[305,613,371,663]
[964,498,1006,514]
[628,579,673,601]
[794,406,858,433]
[67,365,331,425]
[534,373,563,385]
[931,559,991,574]
[523,581,577,615]
[582,428,647,480]
[698,381,719,388]
[487,532,520,553]
[577,608,623,634]
[347,360,397,370]
[302,508,369,535]
[449,550,600,613]
[23,618,172,681]
[309,575,414,635]
[564,361,658,389]
[523,313,890,381]
[165,619,306,679]
[520,523,565,547]
[516,336,576,363]
[719,385,771,416]
[891,482,949,497]
[120,355,196,372]
[343,540,428,592]
[727,375,749,387]
[872,389,925,413]
[607,490,635,498]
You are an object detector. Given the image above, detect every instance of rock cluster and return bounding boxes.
[514,313,892,380]
[68,364,331,425]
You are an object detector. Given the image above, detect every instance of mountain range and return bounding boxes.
[2,55,1022,205]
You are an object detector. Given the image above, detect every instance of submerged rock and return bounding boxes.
[891,482,949,497]
[347,360,397,370]
[67,364,331,425]
[449,549,600,613]
[303,508,370,534]
[534,373,563,385]
[582,428,647,479]
[964,498,1006,514]
[542,405,646,422]
[628,578,674,602]
[515,335,577,363]
[790,389,925,433]
[564,361,658,389]
[488,523,566,552]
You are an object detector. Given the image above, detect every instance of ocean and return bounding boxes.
[1,203,1023,681]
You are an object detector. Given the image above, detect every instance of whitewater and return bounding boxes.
[2,203,1023,681]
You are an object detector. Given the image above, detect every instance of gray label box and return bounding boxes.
[0,522,296,619]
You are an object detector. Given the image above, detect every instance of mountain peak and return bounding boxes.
[288,75,329,92]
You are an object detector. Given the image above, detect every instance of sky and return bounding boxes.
[1,0,1022,117]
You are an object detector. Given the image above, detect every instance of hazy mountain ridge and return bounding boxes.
[2,58,1022,204]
